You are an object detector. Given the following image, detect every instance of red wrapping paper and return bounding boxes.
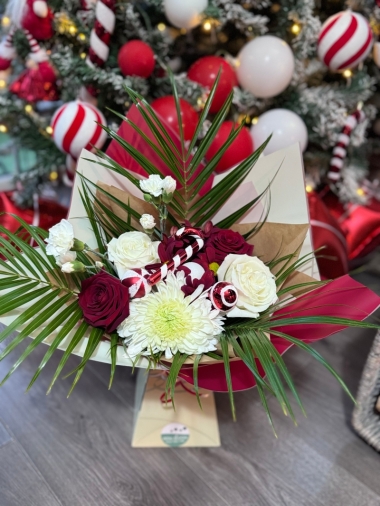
[179,275,380,391]
[106,104,214,196]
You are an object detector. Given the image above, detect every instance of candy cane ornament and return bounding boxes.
[327,107,365,184]
[0,26,17,70]
[86,0,116,68]
[147,227,204,286]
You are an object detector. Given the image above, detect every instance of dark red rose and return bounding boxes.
[78,271,130,333]
[205,226,253,264]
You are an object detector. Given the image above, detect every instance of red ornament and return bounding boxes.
[151,96,198,141]
[10,61,59,102]
[209,281,238,312]
[21,0,54,40]
[121,268,151,298]
[187,56,238,114]
[0,57,11,71]
[206,121,254,174]
[118,40,155,78]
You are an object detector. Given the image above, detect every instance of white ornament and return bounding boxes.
[50,101,107,160]
[317,11,373,71]
[236,36,294,98]
[250,109,308,155]
[163,0,208,30]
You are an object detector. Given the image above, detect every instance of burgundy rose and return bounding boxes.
[78,271,130,333]
[205,226,253,264]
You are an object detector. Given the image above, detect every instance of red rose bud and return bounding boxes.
[78,271,130,334]
[205,227,253,264]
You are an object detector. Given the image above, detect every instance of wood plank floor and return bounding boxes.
[1,267,380,506]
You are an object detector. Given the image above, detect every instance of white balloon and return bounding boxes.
[164,0,208,29]
[236,36,295,98]
[250,109,308,155]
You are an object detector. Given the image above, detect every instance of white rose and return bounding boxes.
[55,250,77,267]
[139,214,156,230]
[162,176,176,194]
[45,219,74,257]
[139,174,164,197]
[218,254,277,318]
[107,231,159,279]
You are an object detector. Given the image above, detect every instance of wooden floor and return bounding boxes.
[1,266,380,506]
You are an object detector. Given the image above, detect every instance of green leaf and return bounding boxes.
[220,334,236,421]
[193,354,203,409]
[109,333,119,389]
[164,352,188,408]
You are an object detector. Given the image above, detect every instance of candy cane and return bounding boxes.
[327,107,365,184]
[86,0,116,68]
[0,25,17,63]
[23,29,47,61]
[147,227,204,286]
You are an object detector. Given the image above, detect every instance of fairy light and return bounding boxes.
[46,125,53,135]
[49,171,59,181]
[78,33,86,41]
[0,79,6,89]
[271,3,281,13]
[68,24,78,35]
[203,20,212,31]
[1,16,10,27]
[80,52,87,59]
[157,22,166,32]
[290,23,301,35]
[180,28,187,35]
[305,185,313,193]
[251,116,259,125]
[343,69,353,79]
[356,187,365,196]
[24,104,33,113]
[0,124,8,133]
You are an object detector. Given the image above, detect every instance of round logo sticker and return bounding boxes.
[161,423,190,447]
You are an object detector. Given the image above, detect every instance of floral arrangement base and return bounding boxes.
[132,369,220,448]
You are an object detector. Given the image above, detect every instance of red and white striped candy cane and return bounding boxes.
[327,107,365,184]
[147,227,204,286]
[86,0,116,68]
[0,25,17,65]
[23,29,47,61]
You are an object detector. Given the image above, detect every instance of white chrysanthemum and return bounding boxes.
[45,219,74,257]
[118,272,224,359]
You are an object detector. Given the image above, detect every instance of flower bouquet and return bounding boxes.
[0,76,379,431]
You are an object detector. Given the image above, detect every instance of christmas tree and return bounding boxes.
[0,0,379,268]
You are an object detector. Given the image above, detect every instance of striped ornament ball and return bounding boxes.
[51,101,107,159]
[317,10,373,71]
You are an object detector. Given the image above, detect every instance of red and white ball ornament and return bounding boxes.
[317,10,373,71]
[121,268,151,298]
[187,56,238,114]
[206,121,254,174]
[118,40,155,78]
[50,100,107,159]
[209,281,238,312]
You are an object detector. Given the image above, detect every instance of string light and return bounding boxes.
[1,16,10,27]
[290,23,301,35]
[305,185,313,193]
[24,104,33,113]
[343,69,353,79]
[271,3,281,13]
[49,171,59,181]
[251,116,259,125]
[46,126,53,135]
[237,114,251,125]
[157,22,166,32]
[180,28,187,35]
[202,20,212,31]
[80,52,87,59]
[356,187,365,196]
[0,124,7,133]
[0,79,6,89]
[68,24,78,35]
[78,33,86,41]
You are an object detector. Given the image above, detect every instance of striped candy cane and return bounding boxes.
[0,25,17,66]
[147,227,204,286]
[23,29,48,61]
[86,0,116,68]
[327,107,365,184]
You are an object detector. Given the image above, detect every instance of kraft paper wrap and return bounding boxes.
[94,182,316,366]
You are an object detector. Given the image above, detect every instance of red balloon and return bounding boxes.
[187,56,238,114]
[151,96,198,141]
[118,40,155,78]
[206,121,254,173]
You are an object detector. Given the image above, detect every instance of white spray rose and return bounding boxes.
[140,214,156,230]
[55,250,77,267]
[45,219,74,257]
[107,231,159,279]
[162,176,176,194]
[139,174,164,197]
[218,254,277,318]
